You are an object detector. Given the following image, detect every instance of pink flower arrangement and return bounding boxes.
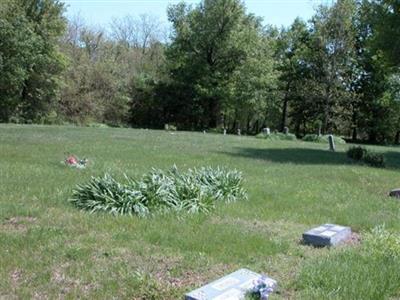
[63,154,88,169]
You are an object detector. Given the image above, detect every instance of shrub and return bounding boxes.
[363,151,385,168]
[69,166,247,217]
[256,132,297,141]
[302,134,346,144]
[347,146,367,161]
[347,146,385,168]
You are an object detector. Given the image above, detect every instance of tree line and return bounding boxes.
[0,0,399,144]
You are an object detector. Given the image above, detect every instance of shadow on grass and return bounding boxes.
[381,152,400,169]
[221,147,400,169]
[219,147,348,165]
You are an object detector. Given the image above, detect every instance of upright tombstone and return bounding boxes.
[263,127,271,135]
[237,129,241,136]
[303,224,352,247]
[185,268,277,300]
[328,134,336,151]
[283,127,289,135]
[203,130,206,134]
[223,128,227,135]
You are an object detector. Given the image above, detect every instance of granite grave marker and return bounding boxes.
[303,224,351,247]
[185,268,277,300]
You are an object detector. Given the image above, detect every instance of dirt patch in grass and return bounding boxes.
[343,232,361,246]
[1,216,37,233]
[92,246,233,290]
[210,216,304,240]
[10,269,22,288]
[51,263,98,296]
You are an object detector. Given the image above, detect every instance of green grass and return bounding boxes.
[1,124,400,299]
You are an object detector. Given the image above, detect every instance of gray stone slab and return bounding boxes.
[303,224,351,247]
[185,268,277,300]
[389,188,400,198]
[328,135,336,151]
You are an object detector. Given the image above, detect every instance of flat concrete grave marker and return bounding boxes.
[303,224,351,247]
[185,268,277,300]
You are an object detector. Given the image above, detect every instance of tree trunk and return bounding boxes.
[207,97,219,128]
[281,97,289,132]
[352,127,358,141]
[395,131,400,144]
[246,114,251,134]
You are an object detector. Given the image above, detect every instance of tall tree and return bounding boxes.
[307,0,359,134]
[166,0,268,129]
[0,0,66,123]
[365,0,400,68]
[276,18,311,133]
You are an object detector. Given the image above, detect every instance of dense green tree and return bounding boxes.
[0,0,66,123]
[306,0,359,134]
[364,0,400,68]
[166,0,274,129]
[275,18,312,134]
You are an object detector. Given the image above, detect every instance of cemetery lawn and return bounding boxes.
[1,124,400,300]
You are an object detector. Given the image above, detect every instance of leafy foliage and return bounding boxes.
[302,134,346,145]
[347,146,385,167]
[1,0,400,144]
[347,146,367,161]
[363,151,385,168]
[0,0,66,123]
[70,166,247,216]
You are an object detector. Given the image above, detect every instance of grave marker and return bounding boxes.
[185,268,277,300]
[283,127,289,134]
[303,224,352,247]
[237,129,241,136]
[389,188,400,198]
[263,127,270,135]
[328,135,336,151]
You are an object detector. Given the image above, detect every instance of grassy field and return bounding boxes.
[1,124,400,299]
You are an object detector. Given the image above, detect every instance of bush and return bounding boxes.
[302,134,346,145]
[363,151,385,168]
[347,146,367,161]
[256,132,297,141]
[69,166,247,217]
[347,146,385,168]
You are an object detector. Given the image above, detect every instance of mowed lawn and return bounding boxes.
[1,124,400,299]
